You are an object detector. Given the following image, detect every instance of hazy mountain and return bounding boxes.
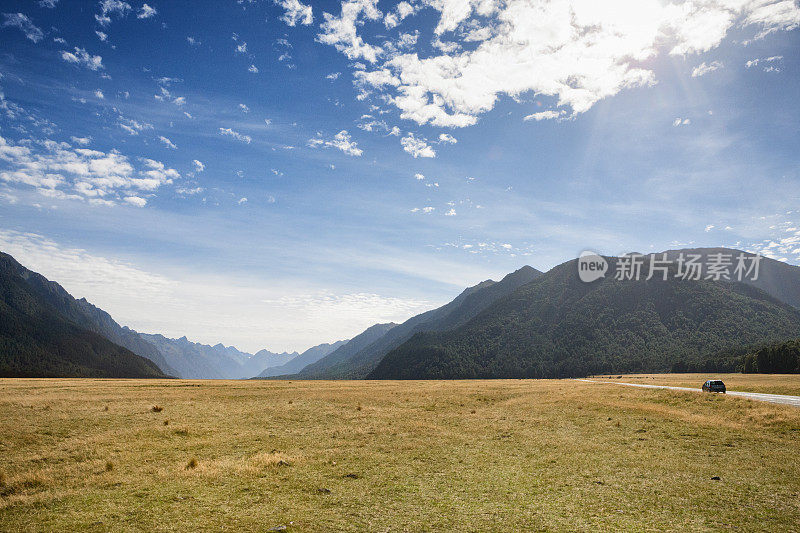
[296,265,543,379]
[0,252,167,378]
[370,253,800,379]
[255,340,348,378]
[251,349,297,370]
[136,334,301,379]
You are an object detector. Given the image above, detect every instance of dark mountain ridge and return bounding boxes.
[370,250,800,379]
[0,252,167,378]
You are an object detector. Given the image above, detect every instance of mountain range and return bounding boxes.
[2,247,799,379]
[0,252,341,379]
[370,254,800,379]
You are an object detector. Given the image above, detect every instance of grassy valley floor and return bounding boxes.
[1,377,799,531]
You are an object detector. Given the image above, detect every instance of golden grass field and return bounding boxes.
[1,376,799,532]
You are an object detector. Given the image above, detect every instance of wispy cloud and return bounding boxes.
[137,3,156,19]
[61,47,104,70]
[158,135,177,149]
[691,60,723,77]
[95,0,131,26]
[2,13,44,43]
[219,127,252,144]
[308,130,363,156]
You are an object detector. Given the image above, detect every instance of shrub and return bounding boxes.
[186,457,198,470]
[151,405,163,413]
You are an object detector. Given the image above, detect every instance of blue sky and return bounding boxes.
[1,0,799,352]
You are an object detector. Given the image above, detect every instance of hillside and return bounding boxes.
[370,255,800,379]
[2,252,177,375]
[296,265,542,379]
[0,253,167,378]
[272,323,397,379]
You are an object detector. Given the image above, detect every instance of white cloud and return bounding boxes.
[239,103,250,113]
[705,224,715,232]
[176,186,204,195]
[2,13,44,43]
[187,36,200,46]
[96,31,108,42]
[691,60,723,77]
[124,195,147,207]
[445,208,456,216]
[320,0,800,127]
[236,41,247,53]
[94,89,105,99]
[0,134,178,204]
[248,64,259,73]
[238,197,248,205]
[673,117,691,126]
[317,0,383,63]
[95,0,131,26]
[159,136,177,150]
[70,136,91,146]
[438,133,457,144]
[118,117,152,135]
[154,85,186,106]
[524,110,564,121]
[326,72,341,81]
[414,173,424,180]
[745,1,800,38]
[137,3,157,19]
[746,55,783,72]
[193,160,205,172]
[385,1,416,28]
[308,130,363,156]
[277,0,313,26]
[400,133,435,158]
[39,0,59,8]
[219,127,252,144]
[60,47,104,71]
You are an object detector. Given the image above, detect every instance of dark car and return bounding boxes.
[702,380,726,393]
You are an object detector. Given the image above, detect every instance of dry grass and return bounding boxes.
[0,377,799,531]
